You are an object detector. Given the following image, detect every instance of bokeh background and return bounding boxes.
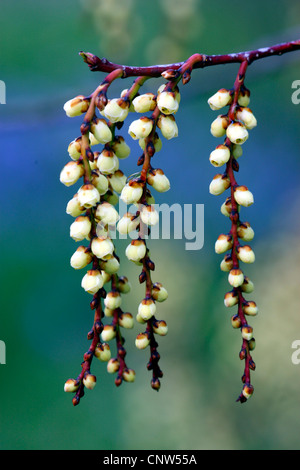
[0,0,300,450]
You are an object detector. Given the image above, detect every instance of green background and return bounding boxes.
[1,0,300,450]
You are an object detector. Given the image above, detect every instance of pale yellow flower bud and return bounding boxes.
[95,202,119,226]
[94,343,111,362]
[208,89,232,110]
[243,301,258,316]
[70,246,93,270]
[77,184,100,209]
[103,98,129,123]
[234,186,254,207]
[228,268,244,288]
[237,245,255,264]
[107,358,120,374]
[108,170,127,194]
[241,276,254,294]
[97,149,119,175]
[90,118,112,144]
[147,169,170,193]
[68,137,82,160]
[226,122,249,145]
[209,145,231,167]
[132,93,156,113]
[220,254,233,272]
[99,256,120,274]
[138,298,156,321]
[117,213,140,234]
[210,115,230,138]
[83,374,96,390]
[119,312,134,329]
[238,89,250,107]
[157,91,179,115]
[224,291,239,307]
[157,114,178,140]
[81,269,104,294]
[70,216,92,241]
[64,378,80,393]
[60,161,84,187]
[140,205,159,226]
[232,144,243,159]
[91,237,114,260]
[215,234,233,254]
[66,194,85,217]
[241,325,253,341]
[91,171,109,196]
[120,181,143,204]
[231,314,242,329]
[236,107,257,130]
[123,368,136,382]
[152,282,168,302]
[153,320,168,336]
[125,240,146,262]
[104,291,122,310]
[209,174,230,196]
[117,276,131,294]
[111,136,131,159]
[128,117,153,140]
[101,325,116,342]
[63,95,90,117]
[237,222,255,241]
[139,133,162,154]
[135,333,150,350]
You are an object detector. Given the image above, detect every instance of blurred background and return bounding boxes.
[0,0,300,450]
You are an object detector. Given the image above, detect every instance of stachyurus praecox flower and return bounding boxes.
[60,39,300,406]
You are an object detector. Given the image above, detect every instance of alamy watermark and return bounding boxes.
[0,340,6,364]
[0,80,6,104]
[291,80,300,104]
[291,340,300,364]
[100,201,205,251]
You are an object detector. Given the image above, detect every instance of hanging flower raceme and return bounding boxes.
[208,60,257,403]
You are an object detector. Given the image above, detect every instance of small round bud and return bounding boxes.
[220,254,234,272]
[68,137,82,160]
[209,145,231,167]
[132,93,156,113]
[226,122,249,145]
[234,186,254,207]
[140,205,159,226]
[128,117,153,140]
[104,291,122,310]
[237,222,254,241]
[209,174,230,196]
[91,237,114,260]
[77,184,100,209]
[136,312,146,324]
[243,301,258,316]
[83,374,96,390]
[135,333,150,350]
[139,133,162,153]
[152,282,168,302]
[94,343,111,362]
[231,314,242,329]
[90,118,112,144]
[112,136,131,159]
[241,325,253,341]
[117,213,140,234]
[64,379,80,393]
[107,358,120,374]
[81,269,104,294]
[238,89,250,107]
[208,89,232,110]
[70,216,92,241]
[119,312,134,329]
[66,194,85,217]
[236,107,257,130]
[157,91,179,115]
[100,256,120,275]
[157,114,178,140]
[63,95,90,117]
[228,269,244,288]
[241,276,254,294]
[242,383,254,399]
[138,298,156,321]
[147,169,170,193]
[91,171,109,196]
[60,161,84,187]
[224,291,239,307]
[248,338,256,351]
[101,325,116,342]
[70,246,93,270]
[215,234,233,254]
[120,181,143,204]
[95,202,119,226]
[108,170,127,194]
[117,276,131,294]
[97,149,119,175]
[237,245,255,264]
[232,144,243,159]
[125,240,146,262]
[220,197,240,217]
[104,307,114,317]
[210,115,230,138]
[153,320,168,336]
[123,368,136,382]
[103,98,129,123]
